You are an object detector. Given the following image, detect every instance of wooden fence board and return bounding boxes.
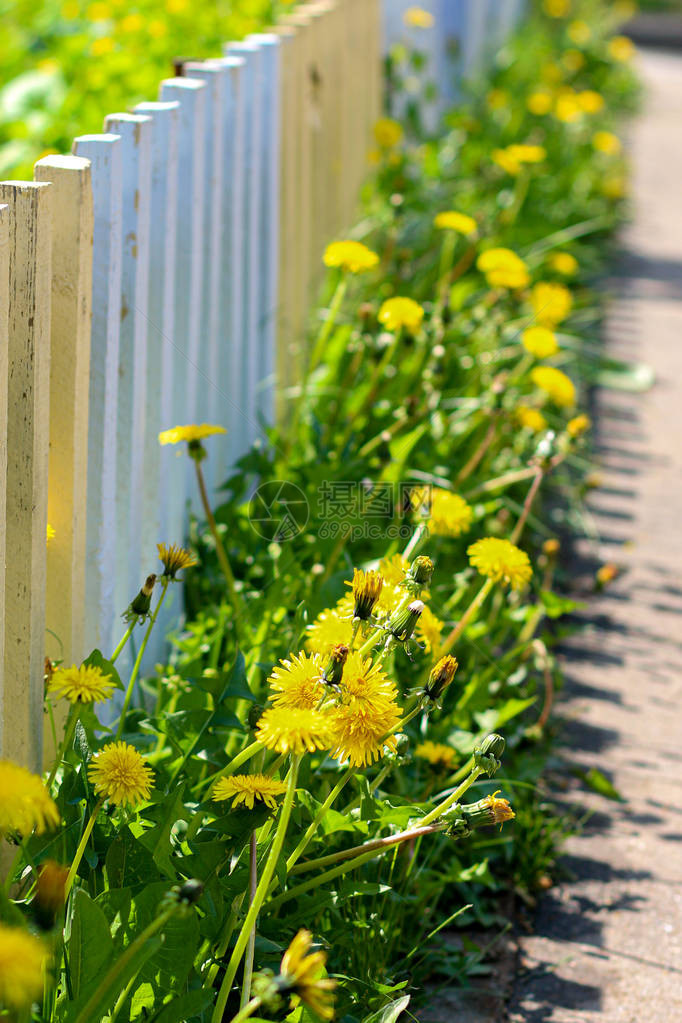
[71,133,122,655]
[0,180,52,772]
[33,155,93,686]
[102,113,153,629]
[0,205,8,758]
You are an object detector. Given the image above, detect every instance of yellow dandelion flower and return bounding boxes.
[531,365,576,407]
[492,147,522,176]
[507,143,547,164]
[158,423,226,445]
[554,91,582,123]
[577,89,604,114]
[467,537,533,590]
[374,117,403,148]
[279,930,336,1021]
[120,12,143,32]
[415,740,457,769]
[543,538,560,557]
[157,542,197,579]
[608,35,635,62]
[516,405,548,433]
[212,773,288,810]
[567,413,591,437]
[433,210,477,235]
[403,6,434,28]
[305,605,354,656]
[548,251,578,276]
[88,742,154,808]
[562,48,585,72]
[596,562,619,587]
[256,707,330,755]
[427,489,474,538]
[46,523,55,544]
[323,240,379,274]
[330,653,402,767]
[601,174,627,199]
[48,663,116,704]
[567,19,591,44]
[33,861,69,929]
[378,296,424,334]
[521,326,559,359]
[0,761,60,837]
[527,90,553,115]
[268,651,325,710]
[348,568,384,620]
[480,790,516,826]
[477,248,530,289]
[91,37,115,57]
[415,604,443,653]
[486,88,508,110]
[592,130,621,155]
[530,281,573,326]
[378,553,409,587]
[0,924,48,1012]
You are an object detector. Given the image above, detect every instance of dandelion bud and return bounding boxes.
[460,790,515,830]
[543,538,560,557]
[385,732,410,762]
[351,568,384,621]
[596,562,619,588]
[388,599,424,642]
[123,573,157,621]
[407,555,434,590]
[177,878,204,906]
[321,644,349,686]
[32,861,69,930]
[473,733,505,776]
[422,655,458,702]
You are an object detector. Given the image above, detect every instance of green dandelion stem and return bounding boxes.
[239,830,259,1009]
[212,756,301,1023]
[438,577,495,657]
[289,821,446,876]
[115,577,170,741]
[65,796,105,897]
[419,766,484,828]
[110,621,136,665]
[228,996,263,1023]
[46,703,80,791]
[193,459,245,634]
[510,466,545,545]
[193,739,264,796]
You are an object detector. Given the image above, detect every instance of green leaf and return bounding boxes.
[539,590,583,619]
[150,989,214,1023]
[576,767,624,802]
[363,994,411,1023]
[137,786,190,877]
[83,648,125,691]
[68,889,115,1001]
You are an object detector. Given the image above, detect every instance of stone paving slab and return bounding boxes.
[506,48,682,1023]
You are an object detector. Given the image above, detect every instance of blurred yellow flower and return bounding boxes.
[608,35,635,62]
[87,2,110,20]
[548,251,578,276]
[516,405,548,432]
[486,88,508,110]
[91,37,115,57]
[403,6,434,28]
[543,0,570,15]
[577,90,605,114]
[567,413,591,437]
[378,296,425,333]
[415,740,457,769]
[562,48,585,72]
[415,604,443,653]
[567,19,591,44]
[374,117,403,148]
[46,522,55,544]
[492,147,522,176]
[601,174,627,199]
[477,248,530,290]
[0,761,60,837]
[427,489,473,537]
[522,326,559,359]
[0,925,48,1012]
[531,365,576,407]
[530,281,573,326]
[158,423,226,445]
[434,210,477,235]
[305,605,354,656]
[554,91,582,123]
[120,13,143,32]
[593,130,621,155]
[323,240,379,274]
[507,144,546,164]
[527,90,553,115]
[468,538,532,590]
[279,930,336,1021]
[378,553,409,587]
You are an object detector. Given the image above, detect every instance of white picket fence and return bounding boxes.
[0,0,525,771]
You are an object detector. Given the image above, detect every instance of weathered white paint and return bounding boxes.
[224,41,263,458]
[158,77,206,543]
[71,133,123,657]
[0,205,9,757]
[0,180,52,772]
[33,155,93,682]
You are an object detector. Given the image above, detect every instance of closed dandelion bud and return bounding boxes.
[352,569,384,621]
[423,655,458,702]
[460,790,515,830]
[388,599,424,642]
[32,861,69,930]
[322,644,349,686]
[177,878,204,906]
[473,733,505,776]
[543,538,560,558]
[385,732,410,763]
[252,971,284,1013]
[407,555,434,591]
[444,805,472,840]
[124,574,157,621]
